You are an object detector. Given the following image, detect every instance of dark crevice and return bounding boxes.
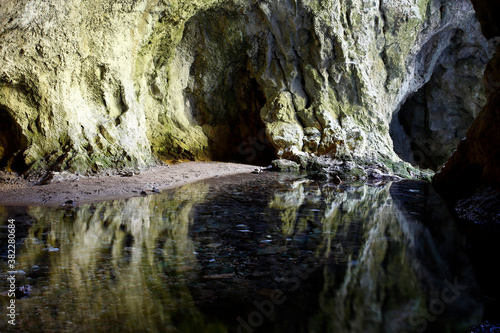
[390,90,433,169]
[179,7,277,166]
[391,26,489,171]
[223,68,277,166]
[0,106,28,173]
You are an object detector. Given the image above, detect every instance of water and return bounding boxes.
[0,173,492,332]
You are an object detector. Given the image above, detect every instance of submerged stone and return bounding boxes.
[469,321,500,333]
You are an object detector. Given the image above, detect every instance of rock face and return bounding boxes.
[0,0,492,177]
[390,21,494,171]
[433,0,500,203]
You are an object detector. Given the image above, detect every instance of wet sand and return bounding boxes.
[0,162,259,207]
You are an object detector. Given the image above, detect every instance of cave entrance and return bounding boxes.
[389,90,434,169]
[230,71,276,166]
[390,25,489,171]
[0,107,27,172]
[211,69,277,166]
[390,81,475,172]
[175,6,277,166]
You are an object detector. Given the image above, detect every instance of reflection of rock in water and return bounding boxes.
[316,181,482,333]
[10,182,226,332]
[188,177,481,332]
[0,176,485,332]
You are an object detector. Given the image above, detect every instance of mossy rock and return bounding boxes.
[272,159,300,172]
[391,161,412,179]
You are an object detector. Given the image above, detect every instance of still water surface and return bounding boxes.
[0,173,485,332]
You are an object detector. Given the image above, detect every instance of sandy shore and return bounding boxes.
[0,162,260,207]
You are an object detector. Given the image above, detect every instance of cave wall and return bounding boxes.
[0,0,490,177]
[433,0,500,202]
[390,24,495,171]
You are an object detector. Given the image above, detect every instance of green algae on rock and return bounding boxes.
[0,0,493,179]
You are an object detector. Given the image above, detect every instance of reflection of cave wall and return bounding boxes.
[0,107,27,172]
[390,27,496,171]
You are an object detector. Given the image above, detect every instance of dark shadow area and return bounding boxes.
[0,106,27,172]
[394,181,500,329]
[447,186,500,326]
[390,26,490,172]
[181,7,277,166]
[456,216,500,326]
[224,69,277,166]
[390,90,435,169]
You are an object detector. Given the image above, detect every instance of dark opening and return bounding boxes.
[389,90,437,170]
[0,107,27,172]
[178,8,277,166]
[201,66,277,166]
[225,70,277,166]
[391,26,490,171]
[390,80,474,172]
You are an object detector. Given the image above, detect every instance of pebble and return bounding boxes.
[470,321,500,333]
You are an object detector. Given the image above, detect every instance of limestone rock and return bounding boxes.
[434,0,500,204]
[271,159,300,172]
[391,22,496,170]
[0,0,492,177]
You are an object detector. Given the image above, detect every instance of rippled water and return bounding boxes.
[0,173,489,332]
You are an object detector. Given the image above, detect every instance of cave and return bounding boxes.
[196,68,277,166]
[390,89,433,169]
[222,69,277,166]
[389,84,472,172]
[0,107,27,172]
[2,0,500,331]
[390,26,491,171]
[390,78,477,171]
[179,7,277,166]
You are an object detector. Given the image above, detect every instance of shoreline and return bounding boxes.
[0,162,260,207]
